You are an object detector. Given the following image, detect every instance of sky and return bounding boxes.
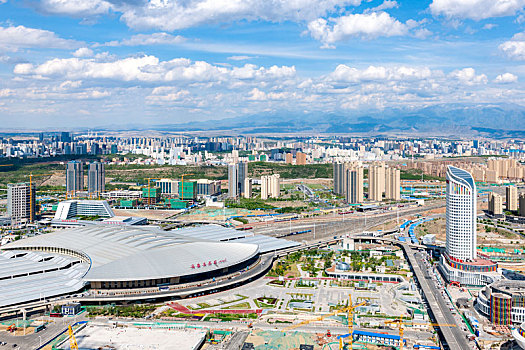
[1,0,525,129]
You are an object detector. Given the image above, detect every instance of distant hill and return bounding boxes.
[97,103,525,137]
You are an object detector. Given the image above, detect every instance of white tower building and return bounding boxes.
[445,165,477,261]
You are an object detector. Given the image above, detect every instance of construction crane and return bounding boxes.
[180,173,194,201]
[336,295,368,350]
[68,325,78,350]
[27,173,53,223]
[283,295,367,341]
[384,317,457,350]
[146,178,161,206]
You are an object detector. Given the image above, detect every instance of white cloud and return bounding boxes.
[483,23,497,30]
[429,0,525,20]
[101,33,185,47]
[449,68,487,85]
[365,0,398,13]
[34,0,363,30]
[308,12,415,47]
[500,33,525,60]
[37,0,111,16]
[72,47,94,57]
[327,65,436,83]
[0,89,12,97]
[494,72,518,83]
[228,55,256,61]
[13,55,296,84]
[0,25,79,51]
[247,88,292,101]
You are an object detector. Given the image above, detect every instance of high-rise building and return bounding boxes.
[506,185,518,211]
[285,153,293,164]
[87,162,105,196]
[385,167,401,200]
[445,166,477,261]
[488,192,503,216]
[296,152,307,165]
[368,163,385,202]
[66,161,84,195]
[60,132,72,143]
[7,182,35,224]
[243,178,252,199]
[520,194,525,217]
[261,174,280,199]
[227,162,248,198]
[333,163,347,196]
[228,163,238,198]
[345,165,364,204]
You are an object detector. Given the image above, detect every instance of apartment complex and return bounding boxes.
[345,165,364,204]
[368,164,386,202]
[507,185,519,211]
[66,160,83,195]
[227,162,248,198]
[87,162,105,197]
[261,174,280,199]
[7,183,35,225]
[488,192,503,216]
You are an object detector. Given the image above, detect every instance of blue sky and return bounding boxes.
[1,0,525,128]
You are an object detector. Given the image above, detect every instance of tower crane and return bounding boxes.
[26,172,53,223]
[283,295,368,350]
[146,178,161,206]
[384,317,457,350]
[68,325,78,350]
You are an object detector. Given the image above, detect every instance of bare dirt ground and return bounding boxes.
[113,209,179,220]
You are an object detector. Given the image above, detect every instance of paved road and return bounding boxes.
[403,244,471,350]
[0,315,85,350]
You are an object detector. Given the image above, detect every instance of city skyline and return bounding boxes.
[1,0,525,128]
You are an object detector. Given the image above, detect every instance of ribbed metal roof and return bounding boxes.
[2,225,259,282]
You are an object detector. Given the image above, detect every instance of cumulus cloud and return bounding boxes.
[0,25,79,51]
[365,0,398,13]
[500,32,525,60]
[72,47,94,57]
[308,12,415,47]
[36,0,111,16]
[429,0,525,20]
[449,68,487,85]
[494,72,518,83]
[247,88,293,101]
[101,33,185,47]
[33,0,363,30]
[146,87,190,104]
[327,65,436,83]
[13,55,296,84]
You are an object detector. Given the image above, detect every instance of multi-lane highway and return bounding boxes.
[404,244,471,349]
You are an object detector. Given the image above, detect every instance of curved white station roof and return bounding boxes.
[2,225,259,282]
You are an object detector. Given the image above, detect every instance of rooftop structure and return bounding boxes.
[54,200,114,220]
[0,224,297,307]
